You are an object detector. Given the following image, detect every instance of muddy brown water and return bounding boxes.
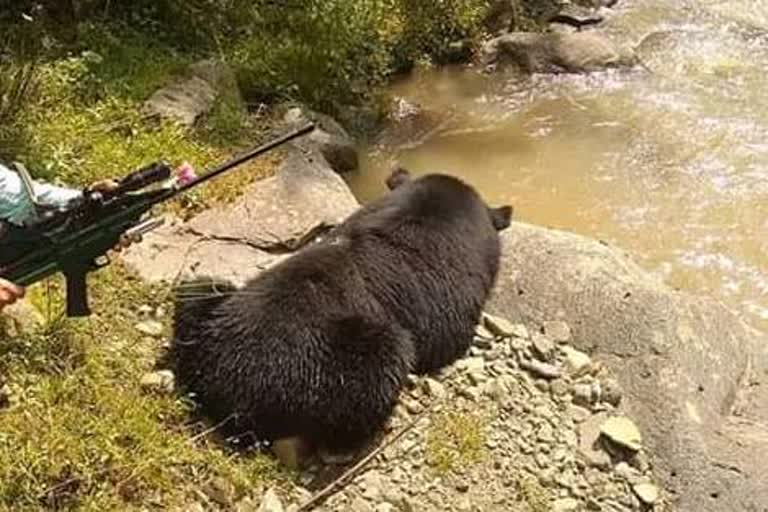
[346,0,768,332]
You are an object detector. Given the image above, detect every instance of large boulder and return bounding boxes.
[480,31,637,73]
[143,59,244,128]
[488,222,768,512]
[283,107,359,174]
[122,149,358,285]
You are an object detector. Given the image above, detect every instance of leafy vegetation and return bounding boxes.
[426,410,488,474]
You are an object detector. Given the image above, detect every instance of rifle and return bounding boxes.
[0,122,315,317]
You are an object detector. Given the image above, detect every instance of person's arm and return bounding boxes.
[0,162,82,226]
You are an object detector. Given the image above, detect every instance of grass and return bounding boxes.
[10,24,283,220]
[425,410,488,474]
[0,23,290,510]
[515,474,551,512]
[0,264,287,511]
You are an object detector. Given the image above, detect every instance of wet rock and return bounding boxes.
[480,31,637,74]
[488,222,768,511]
[632,482,659,505]
[258,488,284,512]
[600,416,642,452]
[284,107,358,174]
[139,370,175,395]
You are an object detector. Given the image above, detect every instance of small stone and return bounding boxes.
[520,360,562,380]
[272,437,313,469]
[482,312,517,338]
[569,405,593,424]
[140,370,175,395]
[532,334,556,361]
[236,497,259,512]
[360,471,384,501]
[474,336,493,350]
[134,320,164,337]
[579,414,612,469]
[374,504,395,512]
[550,379,569,397]
[572,383,597,407]
[456,357,485,373]
[203,477,236,506]
[349,498,374,512]
[543,321,572,343]
[601,378,623,407]
[534,379,550,392]
[422,378,446,399]
[475,323,496,340]
[459,386,481,402]
[403,398,424,415]
[600,416,643,452]
[455,481,470,492]
[537,423,555,443]
[614,461,643,483]
[553,497,580,512]
[632,483,660,505]
[562,346,592,376]
[0,384,11,408]
[631,451,652,473]
[137,304,154,317]
[467,370,488,386]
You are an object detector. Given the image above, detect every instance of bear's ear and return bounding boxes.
[386,165,412,190]
[489,205,513,231]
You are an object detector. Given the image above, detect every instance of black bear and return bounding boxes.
[170,166,512,452]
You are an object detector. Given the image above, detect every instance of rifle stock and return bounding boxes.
[0,122,315,317]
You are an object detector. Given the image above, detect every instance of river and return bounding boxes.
[346,0,768,332]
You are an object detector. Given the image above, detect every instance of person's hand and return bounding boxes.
[86,179,120,193]
[0,278,25,311]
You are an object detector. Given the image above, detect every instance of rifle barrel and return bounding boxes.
[172,122,315,196]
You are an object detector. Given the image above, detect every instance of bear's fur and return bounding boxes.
[170,167,512,452]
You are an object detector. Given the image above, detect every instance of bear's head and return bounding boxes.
[386,165,513,231]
